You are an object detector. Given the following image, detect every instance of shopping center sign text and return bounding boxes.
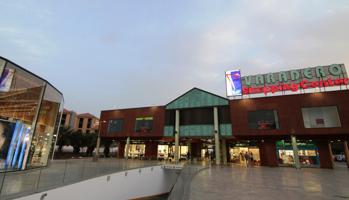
[237,64,348,95]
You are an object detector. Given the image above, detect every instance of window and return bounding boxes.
[180,108,213,125]
[135,117,153,133]
[302,106,341,128]
[61,114,66,125]
[107,119,124,133]
[248,110,279,130]
[87,118,92,128]
[78,118,83,128]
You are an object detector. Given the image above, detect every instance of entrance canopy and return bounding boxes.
[166,88,229,110]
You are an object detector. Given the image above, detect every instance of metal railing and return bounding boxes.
[0,158,162,200]
[167,164,208,200]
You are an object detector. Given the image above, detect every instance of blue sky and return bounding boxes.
[1,0,349,116]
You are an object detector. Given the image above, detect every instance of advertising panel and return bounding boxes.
[0,68,15,92]
[0,120,16,169]
[0,120,32,170]
[225,70,242,96]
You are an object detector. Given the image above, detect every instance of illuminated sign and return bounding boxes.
[225,70,242,96]
[240,64,348,95]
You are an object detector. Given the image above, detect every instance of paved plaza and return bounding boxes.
[189,164,349,200]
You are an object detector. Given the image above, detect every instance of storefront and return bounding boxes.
[276,140,319,167]
[0,57,63,171]
[100,64,349,169]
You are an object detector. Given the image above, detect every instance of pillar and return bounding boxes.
[174,109,180,164]
[187,141,192,161]
[117,141,125,158]
[221,139,227,165]
[125,137,130,159]
[191,142,202,161]
[317,140,334,169]
[291,135,301,169]
[145,141,159,160]
[259,139,278,167]
[343,141,349,168]
[214,107,221,165]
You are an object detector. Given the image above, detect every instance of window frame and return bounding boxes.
[301,105,341,129]
[247,109,280,130]
[107,119,124,134]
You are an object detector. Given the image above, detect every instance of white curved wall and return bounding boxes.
[17,166,178,200]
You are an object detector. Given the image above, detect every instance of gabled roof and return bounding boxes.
[78,113,98,119]
[166,88,229,110]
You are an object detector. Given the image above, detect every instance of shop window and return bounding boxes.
[107,119,124,133]
[248,110,279,130]
[78,118,83,128]
[302,106,341,128]
[135,117,153,133]
[276,140,319,166]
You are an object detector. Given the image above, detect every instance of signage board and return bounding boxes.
[226,64,348,97]
[225,70,242,96]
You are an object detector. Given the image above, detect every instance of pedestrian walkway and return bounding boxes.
[189,165,349,200]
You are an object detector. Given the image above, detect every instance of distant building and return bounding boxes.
[75,113,99,133]
[60,109,77,129]
[60,110,99,133]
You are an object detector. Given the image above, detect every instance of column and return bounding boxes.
[145,141,159,160]
[187,141,192,161]
[214,107,221,165]
[117,141,125,158]
[221,139,227,165]
[343,141,349,168]
[291,135,301,169]
[317,140,334,169]
[175,109,180,164]
[125,137,130,160]
[259,139,278,167]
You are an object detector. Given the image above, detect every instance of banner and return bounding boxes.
[225,70,242,96]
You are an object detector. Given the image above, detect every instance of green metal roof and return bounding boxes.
[166,88,229,110]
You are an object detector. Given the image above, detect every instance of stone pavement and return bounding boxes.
[189,164,349,200]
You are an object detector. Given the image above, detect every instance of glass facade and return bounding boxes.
[0,57,63,171]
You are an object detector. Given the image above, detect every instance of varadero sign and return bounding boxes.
[226,64,348,96]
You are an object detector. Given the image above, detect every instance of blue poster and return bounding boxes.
[225,70,242,96]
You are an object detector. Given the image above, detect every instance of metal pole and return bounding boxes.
[175,110,180,164]
[221,138,227,165]
[291,135,301,169]
[214,107,221,165]
[125,137,130,160]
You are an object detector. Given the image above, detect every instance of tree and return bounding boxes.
[56,126,72,153]
[69,131,84,155]
[83,133,98,157]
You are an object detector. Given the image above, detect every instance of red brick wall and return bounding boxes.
[100,106,165,138]
[230,90,349,137]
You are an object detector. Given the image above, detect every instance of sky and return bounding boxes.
[0,0,349,116]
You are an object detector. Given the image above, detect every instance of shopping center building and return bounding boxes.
[100,64,349,169]
[0,56,63,171]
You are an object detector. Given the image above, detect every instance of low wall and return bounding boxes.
[17,166,179,200]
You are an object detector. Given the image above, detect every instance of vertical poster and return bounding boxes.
[225,70,242,96]
[0,68,14,92]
